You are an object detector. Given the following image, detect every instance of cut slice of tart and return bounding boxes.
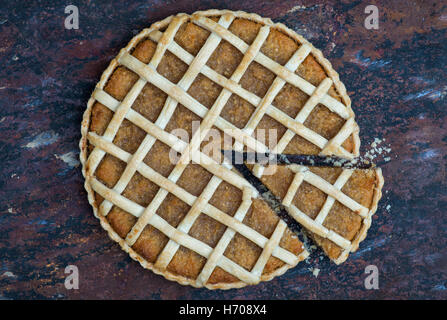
[247,163,383,264]
[80,9,383,289]
[229,152,383,265]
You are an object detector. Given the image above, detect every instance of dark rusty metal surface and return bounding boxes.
[0,0,446,299]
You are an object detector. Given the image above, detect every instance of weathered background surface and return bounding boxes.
[0,0,446,299]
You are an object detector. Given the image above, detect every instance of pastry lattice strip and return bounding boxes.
[90,14,259,219]
[122,14,239,246]
[87,15,309,284]
[87,15,189,216]
[232,42,311,152]
[87,134,305,284]
[89,94,252,191]
[193,25,298,285]
[85,12,362,284]
[153,23,272,270]
[253,77,333,177]
[136,15,356,158]
[92,18,357,160]
[192,15,357,157]
[282,164,369,255]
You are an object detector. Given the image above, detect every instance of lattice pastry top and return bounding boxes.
[80,9,383,289]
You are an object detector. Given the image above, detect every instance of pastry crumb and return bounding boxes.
[361,137,392,164]
[308,267,320,278]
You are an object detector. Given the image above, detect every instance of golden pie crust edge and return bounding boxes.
[79,9,382,289]
[334,167,383,264]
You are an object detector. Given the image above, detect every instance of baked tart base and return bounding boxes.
[80,9,383,289]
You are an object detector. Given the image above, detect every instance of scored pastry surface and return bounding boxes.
[80,9,383,289]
